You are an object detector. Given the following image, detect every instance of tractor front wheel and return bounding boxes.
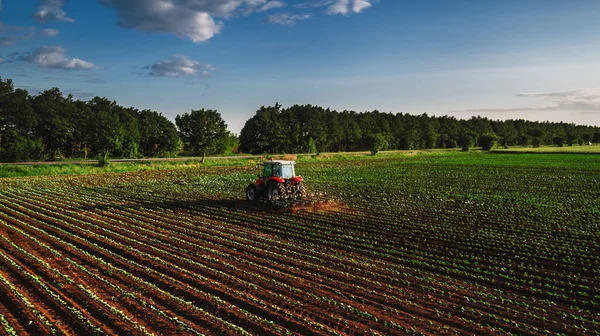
[267,182,286,200]
[246,184,258,201]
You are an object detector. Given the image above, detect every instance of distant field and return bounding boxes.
[0,152,598,335]
[492,144,600,153]
[0,150,448,179]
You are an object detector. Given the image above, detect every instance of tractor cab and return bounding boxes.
[246,160,306,201]
[261,160,296,180]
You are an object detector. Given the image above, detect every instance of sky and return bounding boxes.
[1,0,600,133]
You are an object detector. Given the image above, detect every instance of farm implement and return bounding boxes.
[246,160,339,210]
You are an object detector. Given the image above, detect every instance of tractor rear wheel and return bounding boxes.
[246,184,258,201]
[297,182,307,198]
[267,182,286,200]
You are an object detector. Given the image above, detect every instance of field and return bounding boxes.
[0,152,598,335]
[491,144,600,154]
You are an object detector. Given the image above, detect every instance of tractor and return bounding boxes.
[246,160,307,201]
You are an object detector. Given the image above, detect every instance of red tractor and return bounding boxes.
[246,160,307,201]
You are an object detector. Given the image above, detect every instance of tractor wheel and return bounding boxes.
[267,182,286,200]
[246,184,258,201]
[297,182,307,198]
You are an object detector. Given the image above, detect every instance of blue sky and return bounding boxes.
[2,0,600,133]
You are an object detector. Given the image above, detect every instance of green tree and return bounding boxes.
[553,136,565,147]
[114,107,140,158]
[175,109,229,157]
[70,100,92,158]
[325,111,344,152]
[239,104,285,154]
[211,131,239,155]
[86,97,126,158]
[528,128,543,147]
[367,133,389,155]
[566,134,579,146]
[496,120,518,146]
[0,128,43,162]
[0,79,43,162]
[280,108,302,153]
[291,104,327,152]
[420,114,439,149]
[478,133,499,150]
[340,111,362,151]
[305,137,317,153]
[31,88,75,159]
[457,131,478,151]
[138,110,180,157]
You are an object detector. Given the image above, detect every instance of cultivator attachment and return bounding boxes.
[258,192,342,212]
[247,160,344,212]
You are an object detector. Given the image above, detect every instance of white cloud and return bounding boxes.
[0,57,4,64]
[34,0,75,23]
[293,0,333,9]
[326,0,371,15]
[265,13,311,25]
[0,28,59,46]
[100,0,287,42]
[450,89,600,114]
[258,1,285,12]
[146,54,213,77]
[38,28,60,37]
[20,46,97,70]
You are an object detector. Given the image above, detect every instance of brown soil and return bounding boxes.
[0,173,597,336]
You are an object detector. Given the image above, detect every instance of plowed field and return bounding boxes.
[0,153,598,335]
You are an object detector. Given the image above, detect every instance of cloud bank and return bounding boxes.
[450,89,600,115]
[100,0,285,42]
[258,1,285,12]
[34,0,75,23]
[294,0,372,15]
[326,0,372,15]
[146,54,214,77]
[0,28,59,46]
[265,13,311,25]
[13,46,97,70]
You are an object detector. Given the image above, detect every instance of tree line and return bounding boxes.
[240,103,600,154]
[0,78,237,162]
[2,77,600,162]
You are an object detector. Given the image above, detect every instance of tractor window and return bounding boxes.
[263,164,273,177]
[281,164,294,179]
[273,165,282,177]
